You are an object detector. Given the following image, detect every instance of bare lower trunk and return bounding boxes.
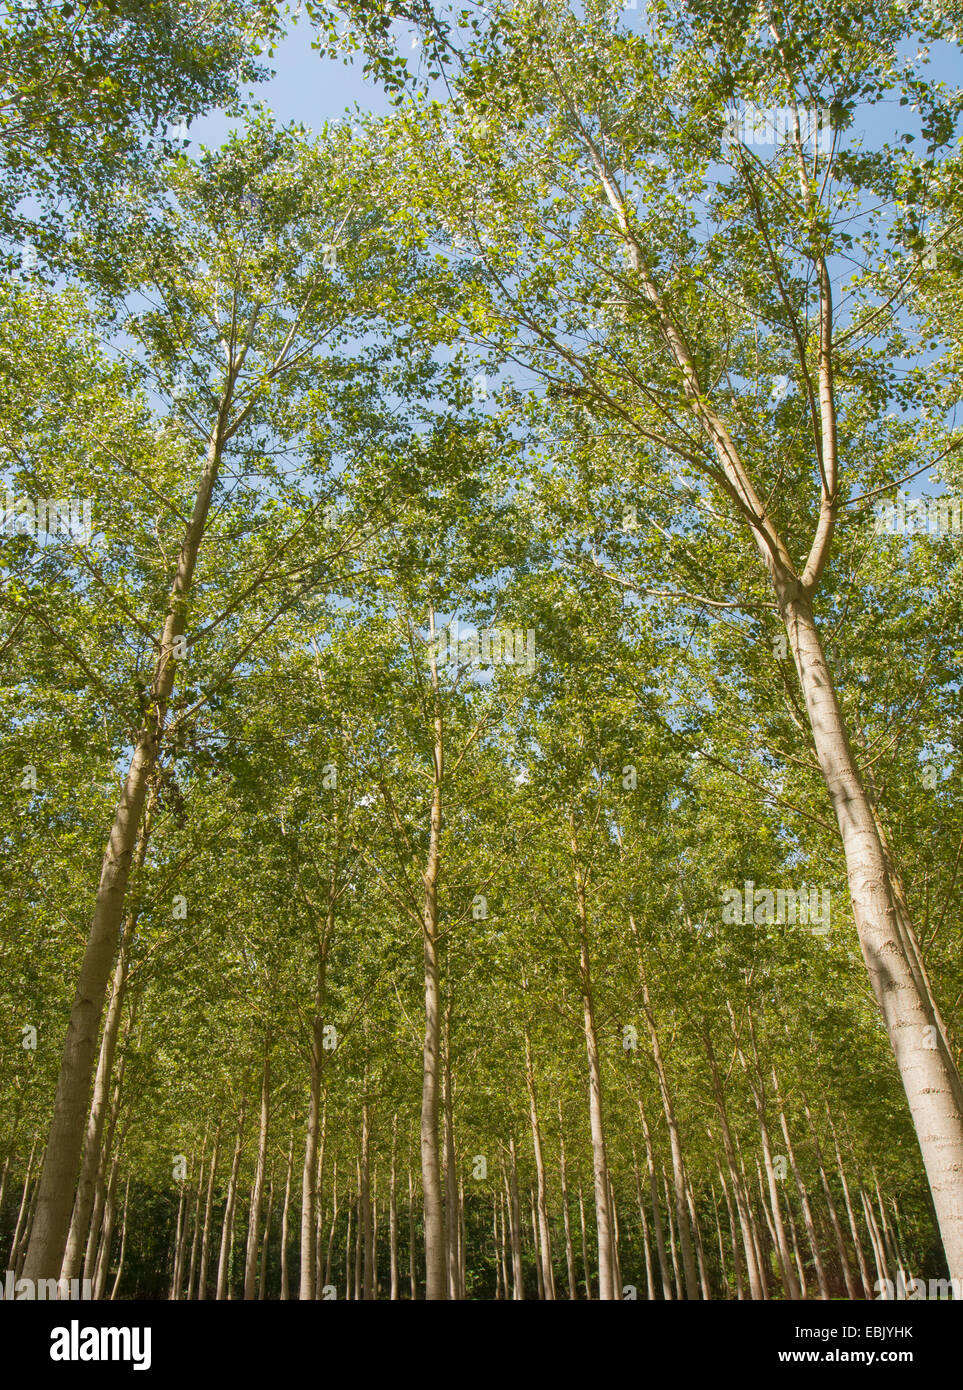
[785,594,963,1278]
[244,1040,271,1300]
[558,1107,578,1300]
[573,816,616,1300]
[524,1028,555,1298]
[215,1100,246,1301]
[389,1117,400,1300]
[420,615,447,1300]
[506,1142,524,1300]
[197,1125,221,1302]
[24,408,234,1282]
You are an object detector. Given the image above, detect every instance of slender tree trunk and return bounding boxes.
[783,593,963,1278]
[389,1117,400,1300]
[8,1139,37,1269]
[578,1180,592,1300]
[442,1005,459,1301]
[558,1107,578,1300]
[185,1126,209,1302]
[638,1100,671,1299]
[524,1027,555,1298]
[197,1124,221,1302]
[506,1143,524,1300]
[773,1066,830,1300]
[633,939,698,1298]
[278,1134,294,1300]
[244,1037,271,1301]
[215,1100,246,1301]
[24,393,240,1281]
[572,815,616,1300]
[704,1029,766,1299]
[408,1167,418,1300]
[420,606,447,1300]
[170,1178,187,1300]
[109,1176,130,1301]
[663,1169,683,1298]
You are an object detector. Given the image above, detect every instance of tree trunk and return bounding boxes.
[215,1099,246,1301]
[572,814,616,1300]
[244,1037,271,1301]
[389,1117,400,1300]
[420,606,447,1299]
[558,1106,578,1300]
[784,591,963,1278]
[638,1100,672,1299]
[24,398,237,1282]
[197,1124,222,1302]
[524,1027,555,1298]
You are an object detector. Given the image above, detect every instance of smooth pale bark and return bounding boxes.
[257,1181,274,1300]
[442,1005,459,1300]
[773,1066,830,1300]
[578,1181,592,1300]
[633,934,698,1298]
[593,141,963,1277]
[170,1179,187,1300]
[185,1126,209,1301]
[506,1143,524,1300]
[715,1164,744,1300]
[197,1125,221,1302]
[783,594,963,1280]
[348,1173,355,1301]
[243,1040,271,1301]
[524,1027,555,1298]
[827,1113,873,1298]
[558,1107,578,1300]
[60,805,147,1288]
[801,1099,857,1298]
[493,1197,504,1300]
[389,1118,400,1300]
[711,1181,728,1300]
[343,1195,352,1301]
[279,1135,295,1300]
[530,1189,544,1299]
[704,1030,766,1300]
[93,1151,121,1300]
[663,1169,683,1298]
[8,1139,37,1270]
[24,381,244,1282]
[84,1010,133,1289]
[109,1176,130,1301]
[420,608,447,1300]
[739,1150,770,1300]
[361,1096,373,1300]
[732,1008,800,1299]
[323,1160,338,1296]
[637,1166,656,1300]
[638,1100,672,1299]
[874,1175,900,1281]
[572,815,616,1299]
[609,1177,624,1295]
[408,1167,418,1299]
[215,1101,246,1301]
[685,1176,711,1300]
[861,1187,889,1292]
[299,857,336,1301]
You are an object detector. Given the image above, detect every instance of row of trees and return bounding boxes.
[2,0,963,1297]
